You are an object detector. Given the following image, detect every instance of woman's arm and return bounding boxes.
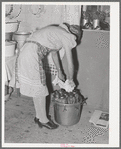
[51,51,65,81]
[64,45,74,81]
[63,45,75,88]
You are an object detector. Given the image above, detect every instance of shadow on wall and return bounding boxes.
[76,25,83,45]
[72,29,84,88]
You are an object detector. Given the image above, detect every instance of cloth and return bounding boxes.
[27,25,77,51]
[38,25,77,75]
[45,47,65,65]
[43,63,58,76]
[25,40,50,85]
[52,76,74,92]
[43,48,65,76]
[13,41,50,97]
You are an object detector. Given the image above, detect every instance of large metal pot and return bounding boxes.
[54,101,83,126]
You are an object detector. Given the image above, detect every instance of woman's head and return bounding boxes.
[63,23,82,44]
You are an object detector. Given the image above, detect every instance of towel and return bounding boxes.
[52,75,74,92]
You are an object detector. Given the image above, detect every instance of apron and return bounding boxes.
[15,40,55,97]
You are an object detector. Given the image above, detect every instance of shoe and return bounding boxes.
[47,115,56,125]
[40,120,59,129]
[34,117,39,123]
[34,117,42,128]
[47,115,51,120]
[48,117,59,127]
[34,117,59,129]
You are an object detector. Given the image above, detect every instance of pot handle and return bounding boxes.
[63,105,67,112]
[81,97,88,105]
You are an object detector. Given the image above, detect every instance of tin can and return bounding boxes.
[93,19,100,29]
[82,19,89,27]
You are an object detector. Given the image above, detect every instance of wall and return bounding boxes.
[9,5,81,32]
[14,5,65,32]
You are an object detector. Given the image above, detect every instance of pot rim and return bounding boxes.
[54,101,83,106]
[13,31,31,35]
[6,22,19,24]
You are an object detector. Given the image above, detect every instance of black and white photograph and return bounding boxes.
[2,1,119,148]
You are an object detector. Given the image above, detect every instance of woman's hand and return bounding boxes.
[58,69,65,82]
[67,79,76,88]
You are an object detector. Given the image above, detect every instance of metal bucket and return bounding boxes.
[54,101,83,126]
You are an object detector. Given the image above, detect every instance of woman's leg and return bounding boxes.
[33,96,49,123]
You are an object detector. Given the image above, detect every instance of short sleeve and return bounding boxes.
[61,33,77,49]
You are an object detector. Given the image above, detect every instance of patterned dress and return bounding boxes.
[15,25,77,97]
